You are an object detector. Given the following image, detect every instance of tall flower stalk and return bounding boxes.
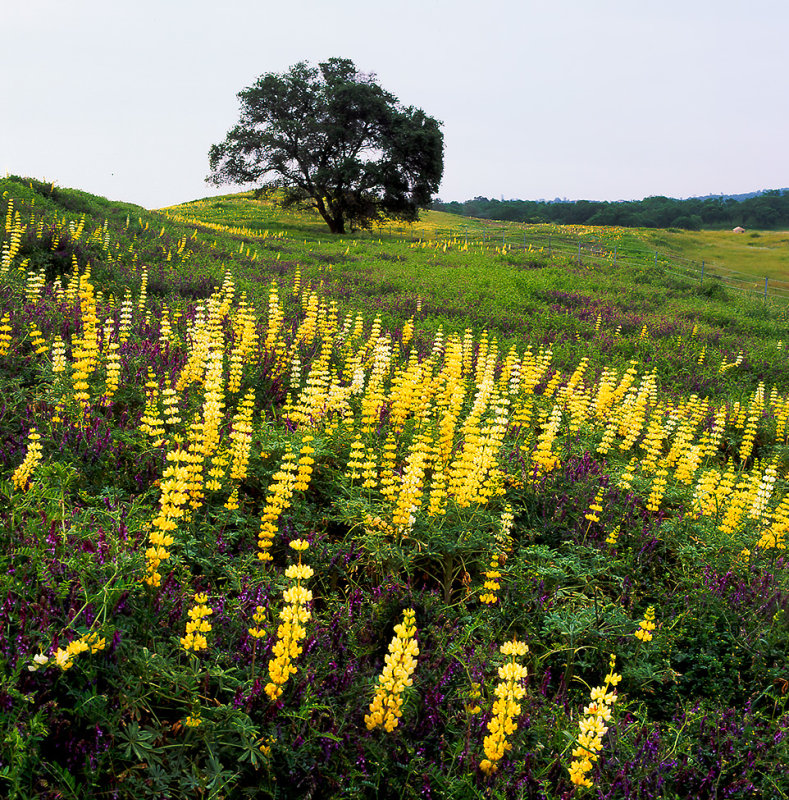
[264,540,313,700]
[480,639,529,775]
[365,608,419,732]
[567,655,622,788]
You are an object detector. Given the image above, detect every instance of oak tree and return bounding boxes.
[207,58,444,234]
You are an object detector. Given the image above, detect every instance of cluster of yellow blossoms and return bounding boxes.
[70,271,100,410]
[605,525,621,546]
[257,451,297,562]
[180,593,213,653]
[0,199,22,274]
[144,442,190,587]
[29,631,108,672]
[248,605,267,641]
[365,608,419,732]
[480,506,515,604]
[0,312,11,355]
[11,427,43,490]
[264,540,313,700]
[465,682,483,715]
[634,606,657,642]
[568,655,622,788]
[28,323,47,355]
[584,490,604,524]
[54,632,107,670]
[479,556,502,605]
[757,494,789,550]
[531,405,563,474]
[139,369,166,446]
[480,639,529,775]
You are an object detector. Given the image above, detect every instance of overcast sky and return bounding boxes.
[2,0,787,210]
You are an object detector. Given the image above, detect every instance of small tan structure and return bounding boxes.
[732,226,745,233]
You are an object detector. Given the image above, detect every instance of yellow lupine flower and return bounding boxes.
[264,541,312,700]
[567,655,621,788]
[181,593,213,653]
[11,427,43,490]
[480,640,528,775]
[635,606,657,642]
[365,609,419,732]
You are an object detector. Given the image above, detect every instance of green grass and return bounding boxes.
[640,227,789,287]
[164,192,789,401]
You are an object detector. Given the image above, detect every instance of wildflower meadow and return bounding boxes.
[1,175,789,799]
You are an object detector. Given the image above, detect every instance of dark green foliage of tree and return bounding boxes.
[432,189,789,230]
[207,59,444,234]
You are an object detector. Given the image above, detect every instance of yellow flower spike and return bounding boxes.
[256,451,298,561]
[465,682,482,715]
[584,490,604,523]
[81,632,107,654]
[567,656,620,788]
[264,547,313,700]
[181,594,214,653]
[480,547,507,605]
[605,525,621,546]
[365,609,419,732]
[258,735,275,756]
[635,606,657,642]
[11,427,44,491]
[480,640,528,774]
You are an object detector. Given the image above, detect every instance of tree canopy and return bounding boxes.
[207,58,444,234]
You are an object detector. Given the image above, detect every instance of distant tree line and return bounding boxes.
[430,189,789,230]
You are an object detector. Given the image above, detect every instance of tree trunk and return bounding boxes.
[315,196,345,234]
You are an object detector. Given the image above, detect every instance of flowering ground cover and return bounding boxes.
[1,176,789,799]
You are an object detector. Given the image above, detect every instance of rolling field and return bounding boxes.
[2,176,789,799]
[641,227,789,283]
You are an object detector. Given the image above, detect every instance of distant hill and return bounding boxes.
[689,188,789,202]
[539,189,789,204]
[431,189,789,230]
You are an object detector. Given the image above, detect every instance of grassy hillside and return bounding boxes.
[641,227,789,284]
[2,177,789,799]
[163,192,789,402]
